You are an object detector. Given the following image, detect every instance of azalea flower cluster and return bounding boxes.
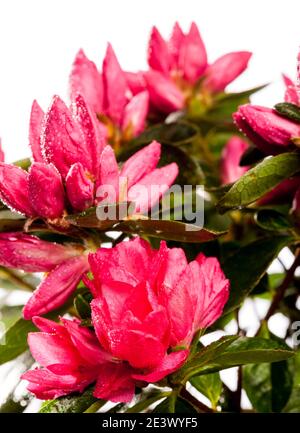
[0,22,259,405]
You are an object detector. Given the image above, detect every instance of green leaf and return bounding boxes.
[217,152,300,213]
[222,235,294,313]
[243,360,293,412]
[73,292,92,319]
[0,306,23,328]
[190,372,222,409]
[283,351,300,413]
[254,209,293,232]
[131,121,200,148]
[275,103,300,124]
[0,318,37,365]
[175,337,294,384]
[39,388,102,413]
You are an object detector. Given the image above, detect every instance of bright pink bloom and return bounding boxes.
[23,238,229,402]
[69,45,149,141]
[221,136,249,184]
[134,22,251,114]
[234,104,300,153]
[87,238,229,349]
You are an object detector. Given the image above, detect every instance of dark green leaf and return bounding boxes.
[73,292,92,319]
[190,372,222,409]
[275,103,300,124]
[244,360,293,412]
[0,318,37,365]
[223,236,294,313]
[254,209,293,232]
[217,152,300,213]
[175,337,294,383]
[39,387,101,413]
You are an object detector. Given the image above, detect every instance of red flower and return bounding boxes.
[23,237,229,403]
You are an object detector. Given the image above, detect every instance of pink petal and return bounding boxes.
[148,26,171,75]
[66,162,94,212]
[128,162,178,214]
[69,49,103,114]
[125,71,147,95]
[29,100,45,162]
[169,22,185,69]
[108,329,166,369]
[220,136,249,184]
[88,237,153,287]
[0,232,80,272]
[0,139,4,162]
[178,22,207,83]
[145,70,184,114]
[120,140,161,189]
[28,162,65,219]
[122,91,149,137]
[233,111,281,155]
[283,74,299,105]
[91,296,113,351]
[94,363,135,403]
[96,145,119,200]
[102,43,128,126]
[71,93,106,179]
[132,349,189,383]
[32,316,66,334]
[62,318,113,365]
[191,254,230,329]
[205,52,252,93]
[27,332,82,371]
[237,104,300,146]
[23,255,89,319]
[0,163,35,216]
[41,95,90,178]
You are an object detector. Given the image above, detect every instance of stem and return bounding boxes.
[84,400,106,413]
[256,248,300,336]
[125,392,171,413]
[0,267,35,291]
[179,387,214,413]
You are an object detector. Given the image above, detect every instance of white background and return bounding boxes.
[0,0,299,161]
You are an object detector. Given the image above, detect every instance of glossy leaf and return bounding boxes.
[275,102,300,124]
[222,236,293,313]
[217,153,300,213]
[175,337,294,384]
[190,372,222,409]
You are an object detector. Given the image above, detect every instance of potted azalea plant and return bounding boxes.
[0,22,299,414]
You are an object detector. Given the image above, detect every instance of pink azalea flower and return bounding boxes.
[0,93,178,218]
[128,22,251,114]
[23,238,229,403]
[233,104,300,154]
[69,46,149,144]
[0,232,88,319]
[220,136,249,184]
